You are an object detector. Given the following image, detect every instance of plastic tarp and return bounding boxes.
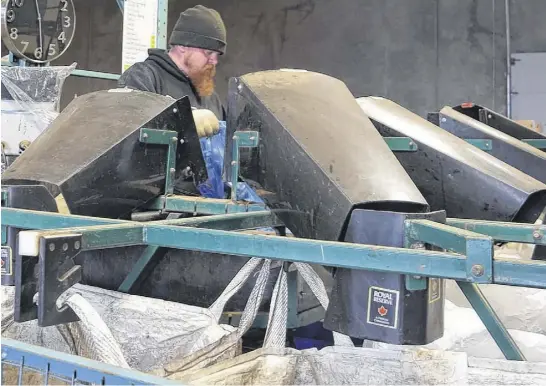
[1,258,273,376]
[1,64,75,164]
[172,266,546,385]
[368,299,546,362]
[445,280,546,335]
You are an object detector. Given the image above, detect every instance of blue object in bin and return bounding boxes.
[197,121,266,204]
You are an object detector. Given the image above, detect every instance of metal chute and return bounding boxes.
[357,97,546,224]
[431,105,546,185]
[224,70,429,241]
[1,89,207,219]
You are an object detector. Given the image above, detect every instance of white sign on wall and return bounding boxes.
[121,0,158,73]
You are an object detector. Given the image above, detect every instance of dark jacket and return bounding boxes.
[118,49,225,120]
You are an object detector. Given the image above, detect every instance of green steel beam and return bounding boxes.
[493,258,546,288]
[118,211,282,293]
[118,246,166,293]
[384,137,418,152]
[446,218,546,245]
[139,128,178,194]
[522,139,546,149]
[1,208,129,229]
[147,195,268,214]
[11,217,469,280]
[139,128,178,145]
[405,219,494,283]
[71,69,120,80]
[464,139,493,151]
[1,207,276,231]
[4,208,546,288]
[160,211,282,230]
[235,131,260,147]
[457,282,526,361]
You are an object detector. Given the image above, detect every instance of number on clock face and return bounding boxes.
[2,0,76,63]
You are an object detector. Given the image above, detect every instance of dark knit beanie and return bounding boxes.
[169,5,227,55]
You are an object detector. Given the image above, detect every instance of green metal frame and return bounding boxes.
[139,127,178,195]
[230,131,260,201]
[146,195,267,214]
[383,136,546,152]
[3,205,546,363]
[383,137,418,151]
[522,139,546,149]
[3,208,546,289]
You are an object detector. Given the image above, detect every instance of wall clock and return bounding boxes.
[1,0,76,64]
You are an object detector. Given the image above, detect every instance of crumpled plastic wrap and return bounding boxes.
[1,63,76,135]
[180,346,470,385]
[368,299,546,363]
[1,258,272,376]
[445,280,546,335]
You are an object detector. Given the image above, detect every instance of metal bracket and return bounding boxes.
[37,234,83,327]
[446,218,546,245]
[384,137,418,152]
[231,130,260,201]
[139,127,178,195]
[405,219,494,283]
[522,139,546,149]
[464,139,493,151]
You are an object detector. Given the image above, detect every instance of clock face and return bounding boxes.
[1,0,76,63]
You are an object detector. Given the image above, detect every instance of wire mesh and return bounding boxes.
[1,338,178,385]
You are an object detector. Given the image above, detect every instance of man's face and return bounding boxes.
[178,46,219,97]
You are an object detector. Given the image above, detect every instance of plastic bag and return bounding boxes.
[1,63,76,139]
[197,122,265,204]
[198,121,227,199]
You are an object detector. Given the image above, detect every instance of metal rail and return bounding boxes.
[3,202,546,363]
[1,338,178,385]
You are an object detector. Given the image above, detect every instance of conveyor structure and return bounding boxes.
[2,69,546,384]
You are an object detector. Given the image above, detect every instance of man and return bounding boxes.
[118,5,226,136]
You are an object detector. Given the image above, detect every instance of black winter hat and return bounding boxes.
[169,5,227,55]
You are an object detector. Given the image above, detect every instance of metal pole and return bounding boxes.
[156,0,169,50]
[505,0,512,118]
[457,281,525,361]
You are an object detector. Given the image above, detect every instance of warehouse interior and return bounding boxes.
[16,0,546,123]
[1,0,546,384]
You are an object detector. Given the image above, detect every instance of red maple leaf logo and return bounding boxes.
[378,306,388,316]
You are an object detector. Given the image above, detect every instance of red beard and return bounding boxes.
[186,62,216,97]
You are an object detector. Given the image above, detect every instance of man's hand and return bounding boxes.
[192,109,220,138]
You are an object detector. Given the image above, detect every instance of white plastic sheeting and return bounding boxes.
[1,64,75,163]
[181,346,469,385]
[445,280,546,334]
[368,299,546,363]
[176,266,546,385]
[3,261,546,385]
[1,257,272,376]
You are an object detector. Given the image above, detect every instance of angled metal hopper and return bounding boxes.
[452,103,546,144]
[357,97,546,224]
[225,70,445,344]
[224,70,429,241]
[1,89,207,219]
[429,105,546,185]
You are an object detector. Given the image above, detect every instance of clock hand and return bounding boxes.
[34,0,44,56]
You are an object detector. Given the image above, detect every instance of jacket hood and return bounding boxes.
[146,49,192,84]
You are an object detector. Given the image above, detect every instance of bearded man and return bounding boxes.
[118,5,226,123]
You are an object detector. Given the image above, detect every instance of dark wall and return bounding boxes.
[6,0,544,116]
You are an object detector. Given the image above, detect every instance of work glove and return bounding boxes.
[192,109,220,138]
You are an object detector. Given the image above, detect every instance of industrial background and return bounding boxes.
[3,0,546,382]
[4,0,541,119]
